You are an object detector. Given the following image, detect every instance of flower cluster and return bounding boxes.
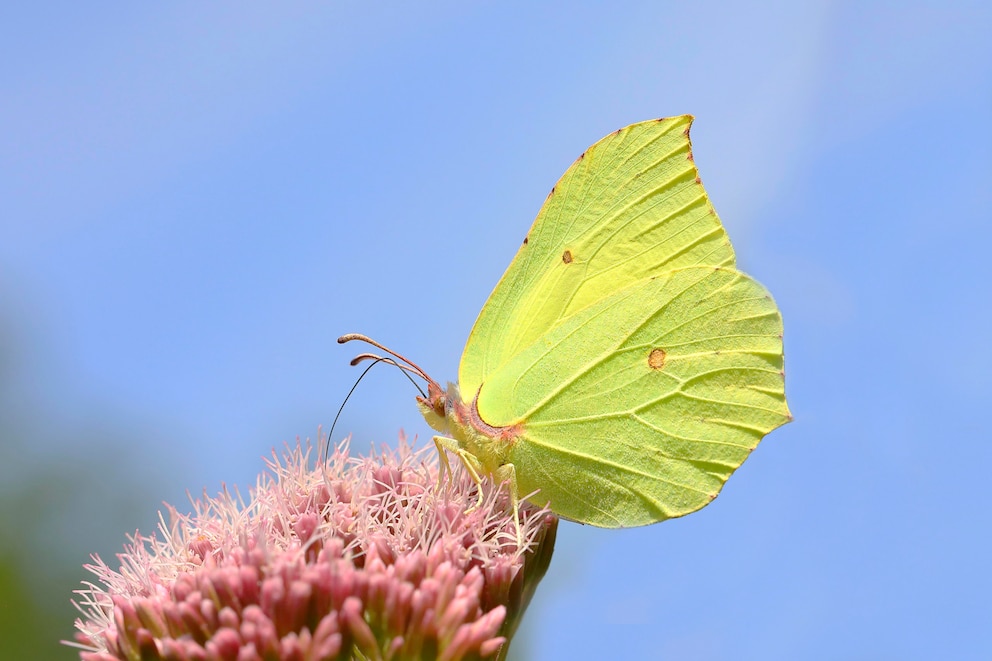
[68,435,557,660]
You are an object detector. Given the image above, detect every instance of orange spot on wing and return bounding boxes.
[648,348,666,370]
[562,249,573,264]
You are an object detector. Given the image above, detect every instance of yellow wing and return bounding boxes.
[477,266,790,526]
[459,116,736,398]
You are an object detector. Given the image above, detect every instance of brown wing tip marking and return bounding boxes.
[695,175,702,184]
[687,149,695,162]
[648,348,666,370]
[547,185,556,199]
[522,235,529,245]
[562,249,573,264]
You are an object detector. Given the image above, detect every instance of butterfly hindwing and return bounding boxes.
[476,266,790,527]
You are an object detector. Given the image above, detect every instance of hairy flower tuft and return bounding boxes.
[68,434,557,660]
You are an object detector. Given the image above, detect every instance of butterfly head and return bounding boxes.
[417,381,450,433]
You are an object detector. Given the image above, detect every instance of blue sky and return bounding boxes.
[1,2,990,659]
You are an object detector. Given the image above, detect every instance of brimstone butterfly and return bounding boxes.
[341,116,790,534]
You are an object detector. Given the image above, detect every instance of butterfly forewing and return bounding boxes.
[459,116,736,399]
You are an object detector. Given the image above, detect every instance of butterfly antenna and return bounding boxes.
[337,333,441,391]
[349,353,429,397]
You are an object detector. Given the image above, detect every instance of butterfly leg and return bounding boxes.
[432,436,523,545]
[491,462,522,546]
[433,435,487,510]
[432,435,458,488]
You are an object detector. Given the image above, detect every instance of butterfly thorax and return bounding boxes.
[417,382,521,476]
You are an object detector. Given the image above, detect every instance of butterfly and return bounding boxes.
[342,116,791,538]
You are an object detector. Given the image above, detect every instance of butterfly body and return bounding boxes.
[418,381,520,478]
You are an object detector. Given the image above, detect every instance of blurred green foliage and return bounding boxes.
[0,310,171,660]
[0,555,68,659]
[0,459,87,660]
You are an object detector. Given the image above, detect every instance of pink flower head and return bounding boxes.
[68,435,558,661]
